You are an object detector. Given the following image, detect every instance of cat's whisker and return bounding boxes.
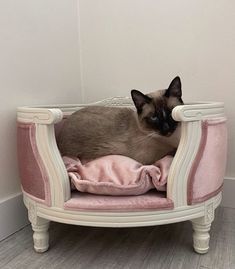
[133,132,159,144]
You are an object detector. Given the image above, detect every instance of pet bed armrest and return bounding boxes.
[17,107,70,207]
[167,102,226,207]
[172,102,225,122]
[17,107,63,124]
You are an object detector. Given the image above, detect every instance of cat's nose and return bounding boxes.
[163,122,170,132]
[160,122,171,136]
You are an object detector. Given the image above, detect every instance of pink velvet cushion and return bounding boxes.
[63,155,173,196]
[64,190,173,211]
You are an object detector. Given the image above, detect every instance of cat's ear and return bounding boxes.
[131,90,152,113]
[165,76,182,98]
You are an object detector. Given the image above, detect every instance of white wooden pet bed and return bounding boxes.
[17,97,227,254]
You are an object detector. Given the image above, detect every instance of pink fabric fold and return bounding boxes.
[63,155,173,196]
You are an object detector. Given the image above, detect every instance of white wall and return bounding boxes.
[0,0,234,235]
[0,0,82,201]
[78,0,235,177]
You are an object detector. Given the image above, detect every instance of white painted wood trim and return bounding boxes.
[0,193,29,241]
[35,124,71,207]
[23,192,221,228]
[17,107,63,124]
[167,121,202,206]
[172,102,225,121]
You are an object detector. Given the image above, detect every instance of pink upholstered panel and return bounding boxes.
[188,118,227,205]
[17,123,51,205]
[64,190,173,211]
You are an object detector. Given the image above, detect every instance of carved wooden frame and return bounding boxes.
[17,97,226,254]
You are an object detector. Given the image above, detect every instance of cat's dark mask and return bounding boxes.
[131,76,183,136]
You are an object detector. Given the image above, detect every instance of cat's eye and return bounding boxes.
[150,115,158,121]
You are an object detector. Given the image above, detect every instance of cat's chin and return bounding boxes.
[160,132,174,137]
[146,130,174,138]
[145,132,162,139]
[141,130,172,139]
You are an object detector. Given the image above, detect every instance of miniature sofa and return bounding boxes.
[17,97,227,254]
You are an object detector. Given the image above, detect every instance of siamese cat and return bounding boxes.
[58,76,183,164]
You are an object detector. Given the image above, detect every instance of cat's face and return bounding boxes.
[131,76,183,136]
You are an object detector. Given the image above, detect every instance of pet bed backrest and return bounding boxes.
[54,96,134,139]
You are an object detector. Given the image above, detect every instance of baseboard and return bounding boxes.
[221,177,235,208]
[0,192,29,241]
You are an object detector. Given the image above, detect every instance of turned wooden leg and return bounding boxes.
[28,202,50,253]
[191,203,215,254]
[31,217,50,253]
[191,218,211,254]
